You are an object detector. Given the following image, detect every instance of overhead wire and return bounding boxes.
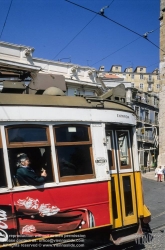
[65,0,165,55]
[65,0,143,37]
[52,0,115,60]
[92,26,160,66]
[52,13,97,60]
[0,0,13,39]
[91,37,141,66]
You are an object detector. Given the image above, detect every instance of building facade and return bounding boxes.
[100,65,161,93]
[158,0,165,165]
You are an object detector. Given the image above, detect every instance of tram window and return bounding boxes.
[55,126,90,142]
[117,131,131,169]
[6,125,54,186]
[122,176,133,216]
[6,127,48,144]
[57,145,93,177]
[8,146,54,185]
[0,149,7,188]
[54,125,94,181]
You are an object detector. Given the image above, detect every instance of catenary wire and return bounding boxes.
[65,0,165,54]
[53,0,115,60]
[52,13,97,60]
[91,37,141,66]
[65,0,143,37]
[92,26,160,67]
[0,0,13,39]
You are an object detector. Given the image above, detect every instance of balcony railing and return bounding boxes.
[144,118,152,124]
[136,116,143,122]
[136,134,154,143]
[147,78,154,83]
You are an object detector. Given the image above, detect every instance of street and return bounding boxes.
[101,173,165,250]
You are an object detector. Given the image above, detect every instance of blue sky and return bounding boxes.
[0,0,160,72]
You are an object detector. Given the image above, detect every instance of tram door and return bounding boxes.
[106,130,137,228]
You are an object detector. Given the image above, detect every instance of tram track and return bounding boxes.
[151,224,165,231]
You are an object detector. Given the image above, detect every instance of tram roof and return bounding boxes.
[0,93,134,113]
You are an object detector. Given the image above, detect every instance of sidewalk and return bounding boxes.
[142,169,165,181]
[141,170,157,181]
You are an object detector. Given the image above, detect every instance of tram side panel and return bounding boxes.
[12,182,110,237]
[0,193,17,243]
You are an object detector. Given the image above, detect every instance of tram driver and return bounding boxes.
[15,153,47,186]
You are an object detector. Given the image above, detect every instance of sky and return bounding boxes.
[0,0,160,72]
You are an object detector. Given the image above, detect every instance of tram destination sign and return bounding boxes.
[117,114,129,118]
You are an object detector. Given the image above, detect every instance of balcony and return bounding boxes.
[136,116,143,122]
[147,78,154,83]
[148,87,153,92]
[137,134,154,143]
[153,119,159,126]
[144,118,152,124]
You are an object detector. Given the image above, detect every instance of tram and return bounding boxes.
[0,83,151,247]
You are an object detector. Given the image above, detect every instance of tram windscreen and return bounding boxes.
[117,131,130,167]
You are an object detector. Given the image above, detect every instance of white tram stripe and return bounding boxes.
[0,106,136,125]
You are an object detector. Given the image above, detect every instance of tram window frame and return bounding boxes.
[116,130,132,170]
[5,125,55,185]
[106,131,116,170]
[54,124,95,182]
[0,132,7,188]
[5,125,50,147]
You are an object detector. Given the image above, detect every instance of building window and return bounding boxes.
[131,83,134,88]
[157,75,160,80]
[140,83,143,89]
[54,125,95,181]
[148,75,152,81]
[140,68,143,71]
[155,112,158,123]
[115,67,118,70]
[131,74,134,79]
[140,74,143,79]
[157,84,160,89]
[145,110,149,121]
[6,125,54,186]
[135,106,139,116]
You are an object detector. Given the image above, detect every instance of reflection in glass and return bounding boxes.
[117,131,129,167]
[123,176,133,216]
[55,126,89,142]
[111,177,118,219]
[56,145,93,177]
[8,127,47,142]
